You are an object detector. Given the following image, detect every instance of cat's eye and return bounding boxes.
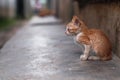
[68,28,70,31]
[74,23,79,26]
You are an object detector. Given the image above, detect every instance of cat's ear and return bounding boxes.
[72,16,81,26]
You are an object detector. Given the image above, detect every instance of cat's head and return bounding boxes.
[65,16,84,36]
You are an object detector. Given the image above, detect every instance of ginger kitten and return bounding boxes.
[65,16,112,61]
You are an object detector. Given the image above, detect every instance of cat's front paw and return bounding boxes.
[80,55,88,61]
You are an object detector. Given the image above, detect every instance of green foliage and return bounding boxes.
[0,18,16,30]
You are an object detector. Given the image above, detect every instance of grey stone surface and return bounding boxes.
[0,16,120,80]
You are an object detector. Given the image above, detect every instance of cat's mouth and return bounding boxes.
[65,31,76,36]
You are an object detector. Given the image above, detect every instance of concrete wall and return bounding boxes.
[8,0,16,18]
[0,0,16,18]
[0,0,31,18]
[53,0,73,23]
[74,3,120,57]
[24,0,32,18]
[49,0,57,13]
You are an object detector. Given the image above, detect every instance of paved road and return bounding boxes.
[0,16,120,80]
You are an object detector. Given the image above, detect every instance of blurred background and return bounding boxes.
[0,0,120,57]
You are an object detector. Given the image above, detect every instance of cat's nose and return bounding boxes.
[65,31,68,35]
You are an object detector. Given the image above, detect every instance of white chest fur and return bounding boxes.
[73,32,84,50]
[76,32,84,41]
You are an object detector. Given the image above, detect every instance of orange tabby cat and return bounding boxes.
[65,16,112,61]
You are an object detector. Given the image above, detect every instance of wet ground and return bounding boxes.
[0,16,120,80]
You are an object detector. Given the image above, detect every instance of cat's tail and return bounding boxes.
[88,55,112,61]
[100,54,112,61]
